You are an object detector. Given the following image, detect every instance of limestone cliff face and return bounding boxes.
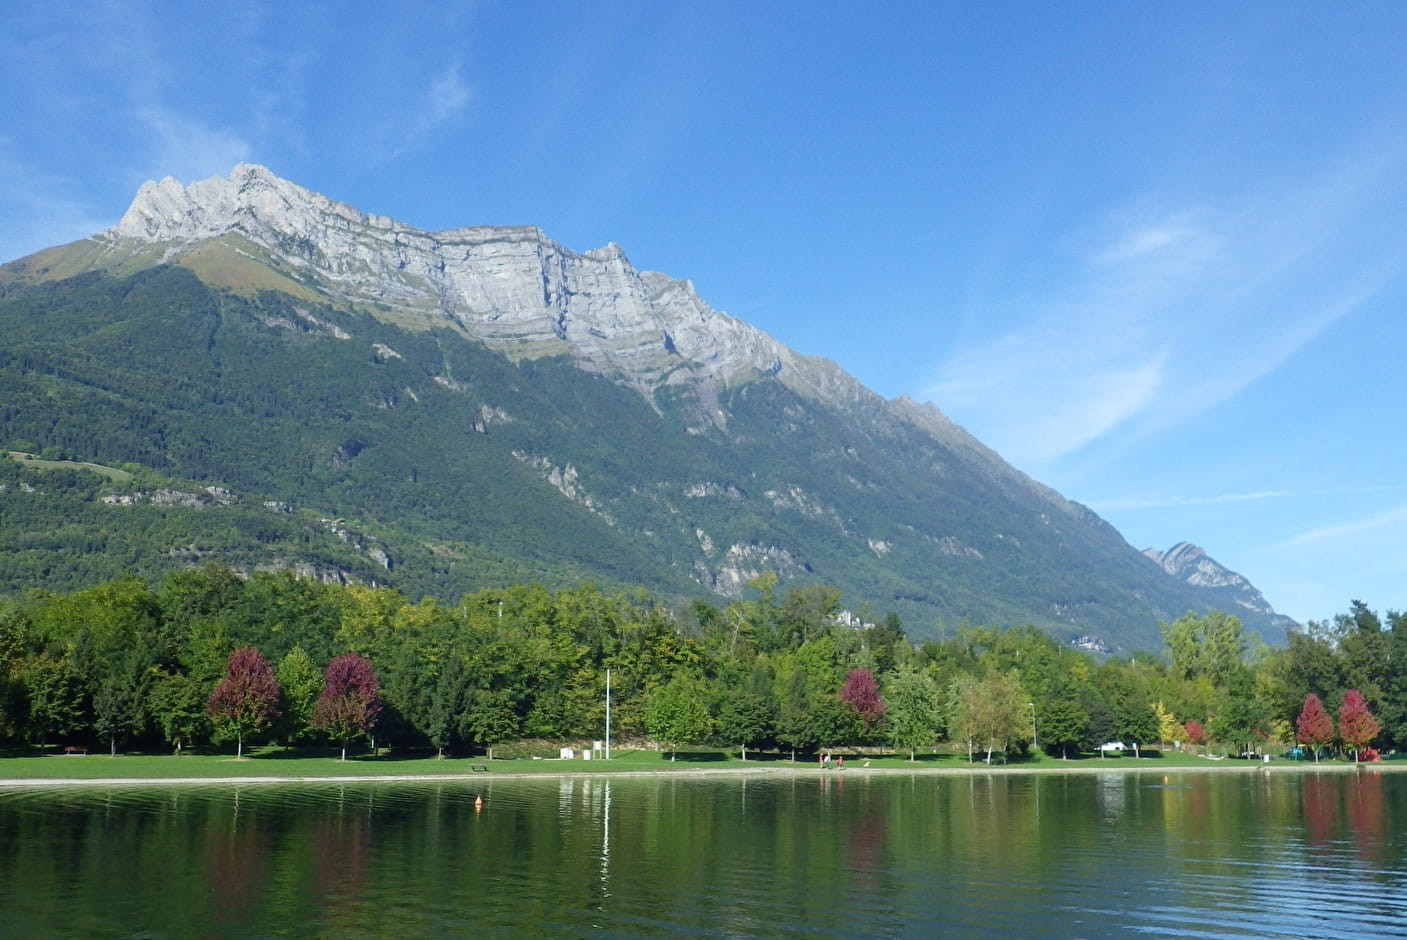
[105,164,841,412]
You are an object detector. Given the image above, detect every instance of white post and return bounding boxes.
[605,667,612,760]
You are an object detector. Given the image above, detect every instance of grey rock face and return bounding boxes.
[1144,541,1285,620]
[108,164,838,410]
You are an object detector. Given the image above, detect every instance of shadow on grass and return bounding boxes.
[243,746,345,761]
[1,744,225,760]
[237,746,494,763]
[0,745,54,759]
[662,750,729,763]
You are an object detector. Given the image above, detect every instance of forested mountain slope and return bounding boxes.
[0,167,1296,650]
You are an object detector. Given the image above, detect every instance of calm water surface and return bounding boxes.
[1,769,1405,937]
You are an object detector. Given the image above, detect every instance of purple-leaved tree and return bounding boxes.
[207,647,281,759]
[840,667,887,737]
[312,652,382,761]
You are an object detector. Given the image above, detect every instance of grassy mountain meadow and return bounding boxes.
[0,257,1281,651]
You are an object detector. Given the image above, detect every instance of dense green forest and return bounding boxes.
[0,565,1399,761]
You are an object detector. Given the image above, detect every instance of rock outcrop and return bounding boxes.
[1143,541,1294,629]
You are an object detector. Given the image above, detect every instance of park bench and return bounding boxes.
[470,764,488,773]
[63,745,87,755]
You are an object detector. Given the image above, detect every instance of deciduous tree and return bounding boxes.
[93,676,141,757]
[885,667,941,760]
[645,673,713,761]
[1338,688,1379,761]
[774,661,816,760]
[276,646,322,745]
[949,669,1028,764]
[1184,719,1206,752]
[312,652,382,761]
[1295,693,1333,761]
[716,690,772,760]
[149,671,208,754]
[464,687,520,760]
[840,667,886,735]
[1153,702,1184,747]
[207,646,281,759]
[1162,611,1247,688]
[1039,697,1089,759]
[22,655,86,748]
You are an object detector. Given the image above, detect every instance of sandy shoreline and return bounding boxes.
[2,759,1398,789]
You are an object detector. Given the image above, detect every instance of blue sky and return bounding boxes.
[4,1,1406,627]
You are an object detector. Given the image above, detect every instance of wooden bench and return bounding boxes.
[63,745,87,755]
[470,764,488,773]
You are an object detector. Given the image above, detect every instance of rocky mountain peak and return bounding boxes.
[115,163,330,242]
[1144,541,1293,626]
[101,165,837,415]
[1145,541,1249,592]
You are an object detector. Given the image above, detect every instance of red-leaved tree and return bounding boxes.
[207,647,281,759]
[312,652,382,761]
[1295,693,1334,762]
[1338,689,1379,762]
[840,668,886,733]
[1184,719,1206,752]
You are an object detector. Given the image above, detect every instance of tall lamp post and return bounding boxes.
[1028,702,1037,752]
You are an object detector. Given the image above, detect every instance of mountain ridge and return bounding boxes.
[1144,541,1297,634]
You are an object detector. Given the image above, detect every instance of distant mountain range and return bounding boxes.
[0,165,1297,651]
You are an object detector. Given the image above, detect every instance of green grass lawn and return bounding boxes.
[0,745,768,781]
[2,742,1370,782]
[7,450,132,480]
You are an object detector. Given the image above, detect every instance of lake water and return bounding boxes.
[1,768,1404,937]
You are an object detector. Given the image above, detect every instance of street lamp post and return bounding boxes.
[1028,702,1037,752]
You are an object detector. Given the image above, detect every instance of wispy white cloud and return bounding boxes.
[374,64,474,162]
[135,108,253,186]
[1277,503,1407,549]
[0,2,278,256]
[922,136,1407,476]
[1093,481,1407,515]
[1088,208,1222,273]
[426,65,473,126]
[1091,490,1289,512]
[930,335,1166,466]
